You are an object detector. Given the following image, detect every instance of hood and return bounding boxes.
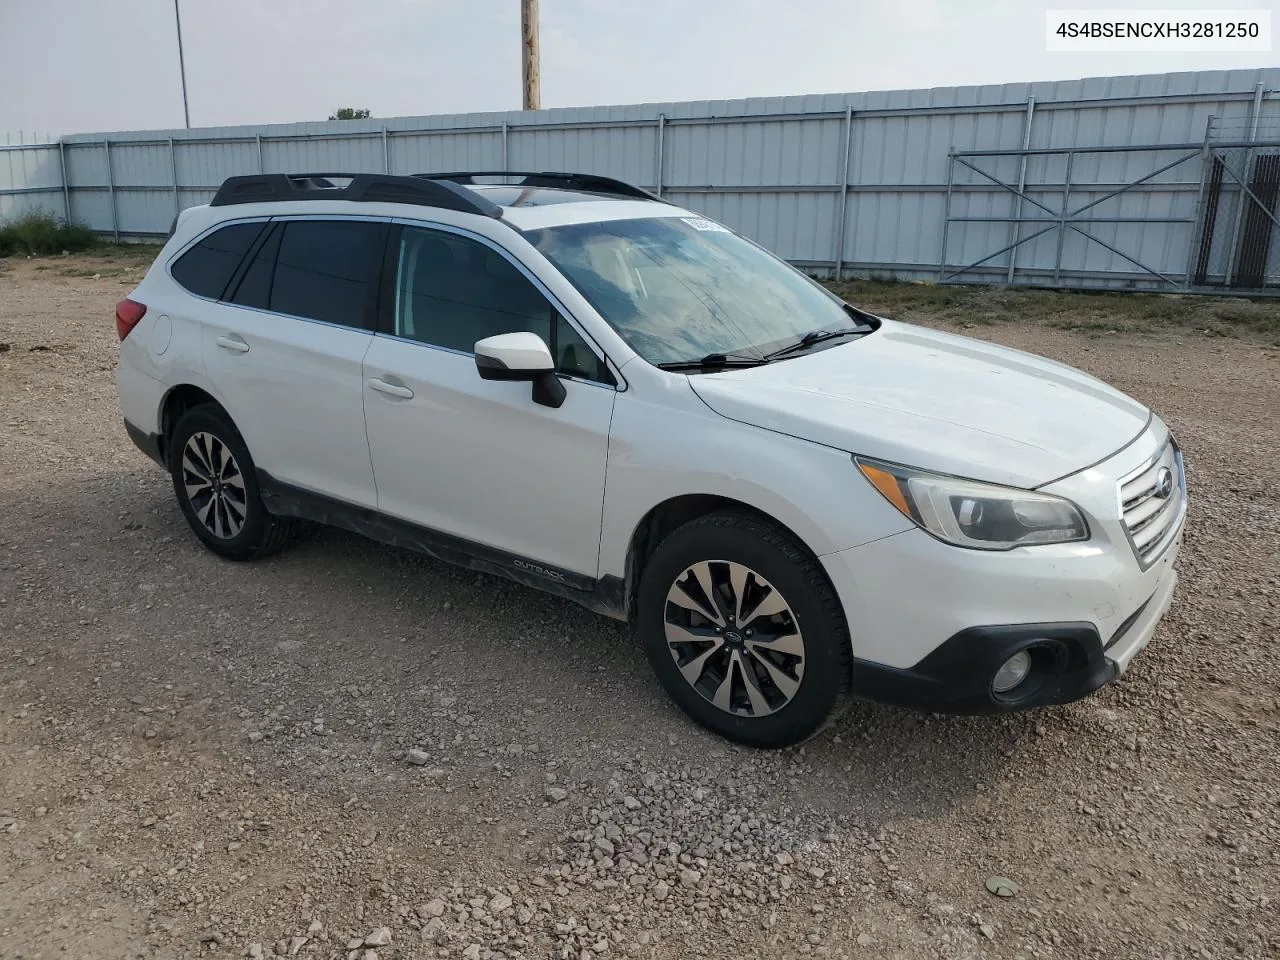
[689,319,1150,488]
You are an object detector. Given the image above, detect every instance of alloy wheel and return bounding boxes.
[663,560,805,717]
[181,431,247,539]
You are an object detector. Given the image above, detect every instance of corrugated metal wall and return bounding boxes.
[3,68,1279,289]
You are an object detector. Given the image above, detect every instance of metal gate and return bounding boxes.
[938,117,1280,296]
[1191,143,1280,290]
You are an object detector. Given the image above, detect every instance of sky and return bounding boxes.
[1,0,1277,139]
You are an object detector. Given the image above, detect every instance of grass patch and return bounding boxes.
[0,210,97,257]
[90,241,164,264]
[1208,303,1280,336]
[54,265,136,279]
[823,278,1280,341]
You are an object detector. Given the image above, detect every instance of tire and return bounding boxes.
[637,510,851,748]
[167,404,297,561]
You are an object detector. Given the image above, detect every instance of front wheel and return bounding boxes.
[637,511,851,748]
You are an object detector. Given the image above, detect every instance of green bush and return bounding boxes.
[0,210,98,256]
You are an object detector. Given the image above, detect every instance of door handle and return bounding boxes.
[367,377,414,400]
[215,334,250,354]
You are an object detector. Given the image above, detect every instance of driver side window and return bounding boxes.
[394,227,613,385]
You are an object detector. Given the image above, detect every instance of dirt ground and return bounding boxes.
[1,250,1278,960]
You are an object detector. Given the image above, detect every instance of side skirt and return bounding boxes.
[257,471,627,620]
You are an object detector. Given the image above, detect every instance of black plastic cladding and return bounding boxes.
[208,173,504,218]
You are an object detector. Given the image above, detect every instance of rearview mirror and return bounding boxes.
[474,332,566,408]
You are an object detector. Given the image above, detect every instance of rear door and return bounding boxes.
[198,217,387,508]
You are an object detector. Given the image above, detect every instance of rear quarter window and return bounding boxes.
[169,222,266,299]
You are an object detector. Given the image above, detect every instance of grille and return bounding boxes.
[1118,438,1186,568]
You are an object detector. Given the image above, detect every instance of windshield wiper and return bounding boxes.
[656,352,770,372]
[763,327,867,361]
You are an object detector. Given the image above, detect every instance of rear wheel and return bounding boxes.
[637,511,850,747]
[168,405,297,560]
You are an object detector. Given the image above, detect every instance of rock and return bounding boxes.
[985,876,1019,898]
[678,868,702,886]
[306,920,324,936]
[775,851,794,867]
[364,927,392,947]
[421,918,448,945]
[418,899,447,919]
[288,937,308,956]
[462,945,482,960]
[653,880,670,901]
[623,796,641,810]
[594,838,616,856]
[489,893,513,913]
[980,923,996,940]
[407,748,431,766]
[345,939,364,950]
[546,786,569,803]
[247,945,264,959]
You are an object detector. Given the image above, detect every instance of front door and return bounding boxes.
[362,224,617,578]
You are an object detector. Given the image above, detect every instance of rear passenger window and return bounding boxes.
[170,222,265,299]
[267,220,385,328]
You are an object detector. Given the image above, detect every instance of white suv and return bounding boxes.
[115,171,1186,747]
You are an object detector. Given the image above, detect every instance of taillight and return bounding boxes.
[115,299,147,340]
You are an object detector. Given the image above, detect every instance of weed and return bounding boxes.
[0,211,97,256]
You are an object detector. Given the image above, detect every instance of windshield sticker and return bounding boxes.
[681,217,730,233]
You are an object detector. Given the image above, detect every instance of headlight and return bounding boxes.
[855,457,1089,550]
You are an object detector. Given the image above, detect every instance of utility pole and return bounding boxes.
[521,0,540,111]
[174,0,191,128]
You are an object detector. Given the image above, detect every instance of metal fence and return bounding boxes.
[3,68,1279,293]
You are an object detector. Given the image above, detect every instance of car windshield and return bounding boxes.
[523,216,864,366]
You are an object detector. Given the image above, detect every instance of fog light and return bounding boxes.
[992,650,1032,693]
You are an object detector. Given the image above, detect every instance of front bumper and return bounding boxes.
[844,563,1178,713]
[822,421,1184,713]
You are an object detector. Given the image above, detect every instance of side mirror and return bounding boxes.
[474,332,566,408]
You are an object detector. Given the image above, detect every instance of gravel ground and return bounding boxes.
[1,252,1278,960]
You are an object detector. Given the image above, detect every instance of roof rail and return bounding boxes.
[416,171,666,203]
[208,173,503,218]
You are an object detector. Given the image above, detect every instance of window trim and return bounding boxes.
[383,218,626,391]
